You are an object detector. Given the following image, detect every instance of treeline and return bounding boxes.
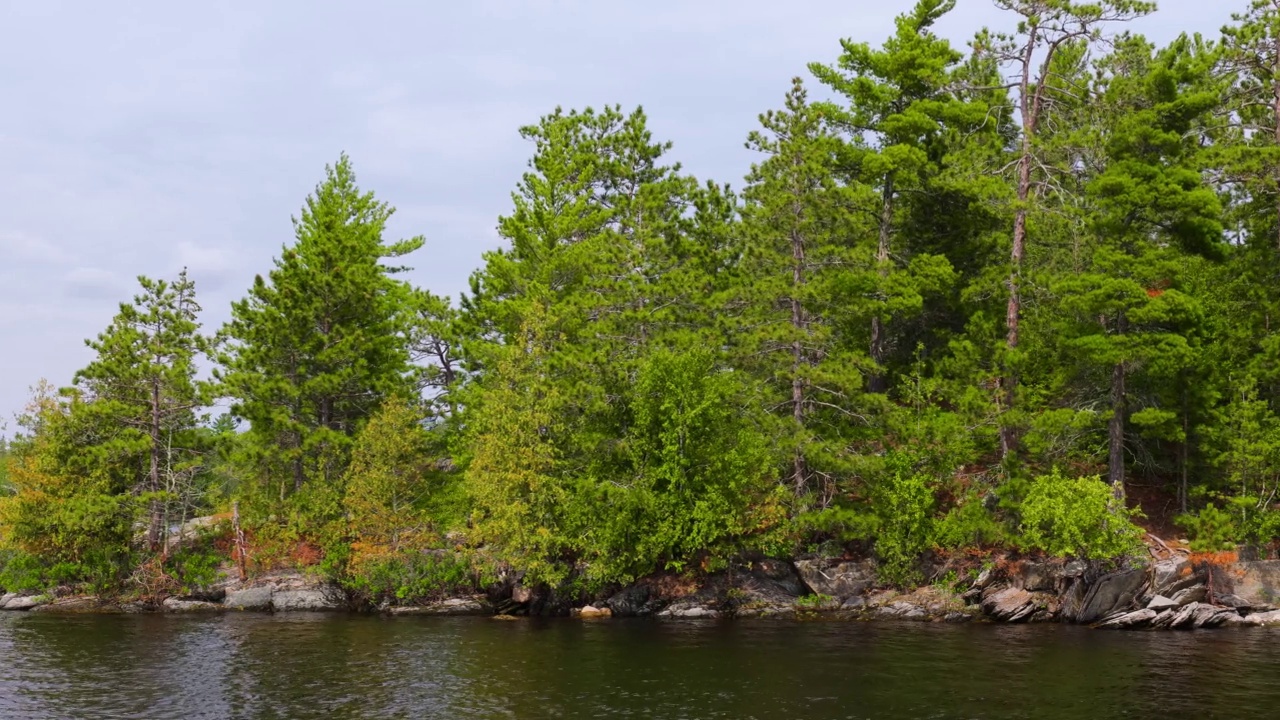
[4,0,1280,599]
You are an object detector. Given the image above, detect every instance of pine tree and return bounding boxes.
[732,78,873,501]
[217,155,423,498]
[976,0,1154,458]
[73,270,207,548]
[809,0,972,392]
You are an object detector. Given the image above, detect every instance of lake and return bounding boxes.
[0,613,1275,719]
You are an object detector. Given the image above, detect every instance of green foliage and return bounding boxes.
[1176,503,1241,553]
[870,462,936,585]
[1019,470,1144,559]
[934,493,1009,550]
[342,551,477,604]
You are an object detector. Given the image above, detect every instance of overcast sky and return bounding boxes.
[0,0,1240,428]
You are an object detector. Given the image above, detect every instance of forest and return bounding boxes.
[2,0,1280,602]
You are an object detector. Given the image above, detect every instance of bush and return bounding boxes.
[342,550,476,604]
[934,493,1009,550]
[871,464,935,585]
[1019,470,1143,560]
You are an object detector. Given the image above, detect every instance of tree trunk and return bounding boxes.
[790,227,807,495]
[1001,155,1032,460]
[869,176,894,394]
[147,381,163,549]
[1109,311,1129,497]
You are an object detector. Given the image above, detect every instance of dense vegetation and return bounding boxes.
[5,0,1280,600]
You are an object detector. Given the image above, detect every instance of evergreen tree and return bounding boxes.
[74,270,207,547]
[217,155,423,499]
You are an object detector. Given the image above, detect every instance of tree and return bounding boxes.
[74,270,207,548]
[217,155,424,499]
[975,0,1154,458]
[809,0,972,393]
[1054,35,1222,493]
[732,78,873,501]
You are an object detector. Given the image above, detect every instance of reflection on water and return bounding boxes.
[0,613,1277,719]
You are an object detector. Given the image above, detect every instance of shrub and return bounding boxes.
[1019,470,1143,560]
[871,465,935,585]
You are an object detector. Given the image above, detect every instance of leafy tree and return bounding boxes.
[217,155,424,500]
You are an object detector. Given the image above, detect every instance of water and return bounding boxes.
[0,614,1276,719]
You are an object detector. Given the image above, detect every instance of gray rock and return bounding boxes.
[606,584,665,617]
[1098,608,1157,629]
[30,597,116,614]
[1073,568,1147,623]
[1019,562,1059,593]
[1170,585,1207,606]
[390,597,491,616]
[225,586,274,611]
[273,588,343,612]
[794,559,877,599]
[2,594,51,611]
[982,587,1038,623]
[1165,602,1236,629]
[163,597,224,613]
[657,601,718,619]
[1239,609,1280,626]
[1223,560,1280,611]
[1147,595,1179,612]
[1149,559,1197,598]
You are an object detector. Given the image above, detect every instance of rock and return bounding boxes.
[511,585,536,604]
[1098,608,1157,629]
[390,597,491,616]
[1220,560,1280,611]
[793,559,877,599]
[1147,595,1179,612]
[735,603,794,618]
[1170,585,1207,606]
[30,597,117,614]
[1239,609,1280,626]
[982,587,1038,623]
[1149,559,1197,598]
[571,605,612,618]
[1,594,51,611]
[273,588,343,612]
[1073,568,1147,624]
[1018,562,1059,593]
[606,584,665,617]
[163,597,224,613]
[225,586,274,611]
[1164,602,1237,629]
[657,601,718,619]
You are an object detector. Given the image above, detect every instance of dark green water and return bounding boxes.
[0,613,1276,719]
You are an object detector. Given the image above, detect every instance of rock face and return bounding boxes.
[1069,568,1147,624]
[1219,560,1280,611]
[163,598,224,613]
[225,586,274,611]
[390,597,491,616]
[29,597,116,614]
[1,594,51,611]
[273,588,343,612]
[657,601,718,619]
[794,559,877,598]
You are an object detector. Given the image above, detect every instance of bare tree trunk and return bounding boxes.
[1274,25,1280,251]
[233,501,248,582]
[869,176,894,394]
[790,227,807,496]
[1001,155,1031,459]
[147,381,163,549]
[1181,390,1190,514]
[1109,313,1129,497]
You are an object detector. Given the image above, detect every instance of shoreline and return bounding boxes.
[5,553,1280,631]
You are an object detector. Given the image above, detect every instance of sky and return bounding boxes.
[0,0,1242,428]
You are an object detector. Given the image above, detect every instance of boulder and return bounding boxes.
[1239,609,1280,626]
[571,605,612,618]
[1017,562,1060,593]
[1165,602,1237,629]
[390,597,491,616]
[1072,568,1147,624]
[1147,595,1179,612]
[606,584,666,617]
[1221,561,1280,611]
[1170,585,1207,606]
[981,587,1038,623]
[1098,608,1157,630]
[793,559,877,599]
[657,601,718,619]
[225,586,274,611]
[163,597,224,613]
[273,588,343,612]
[1149,559,1199,598]
[30,597,117,614]
[1,594,51,611]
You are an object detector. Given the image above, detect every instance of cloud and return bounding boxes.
[63,267,130,301]
[0,230,75,265]
[174,240,237,292]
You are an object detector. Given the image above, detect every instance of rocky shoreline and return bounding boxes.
[5,553,1280,630]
